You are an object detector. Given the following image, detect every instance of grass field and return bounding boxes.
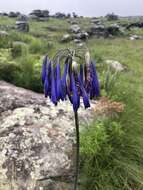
[0,16,143,190]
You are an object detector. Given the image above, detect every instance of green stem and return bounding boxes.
[74,111,80,190]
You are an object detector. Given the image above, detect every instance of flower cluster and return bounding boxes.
[41,51,100,112]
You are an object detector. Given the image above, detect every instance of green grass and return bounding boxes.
[80,37,143,190]
[0,16,143,190]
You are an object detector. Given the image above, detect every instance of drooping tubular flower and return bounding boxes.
[41,50,100,112]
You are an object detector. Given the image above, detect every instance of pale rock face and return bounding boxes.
[70,25,81,34]
[0,81,95,190]
[106,60,125,72]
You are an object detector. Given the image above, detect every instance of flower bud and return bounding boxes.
[72,60,78,71]
[85,51,90,66]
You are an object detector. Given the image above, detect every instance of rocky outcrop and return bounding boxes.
[8,12,20,18]
[0,81,95,190]
[16,21,29,32]
[129,35,142,40]
[88,24,122,37]
[70,25,81,33]
[105,60,125,72]
[52,12,67,19]
[126,21,143,29]
[61,34,72,43]
[0,31,9,37]
[29,10,49,21]
[105,13,119,21]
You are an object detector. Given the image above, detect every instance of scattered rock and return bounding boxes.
[16,21,29,32]
[74,31,89,40]
[0,31,9,37]
[106,13,119,21]
[106,24,121,36]
[18,14,28,21]
[52,12,66,19]
[70,24,81,33]
[29,14,39,20]
[61,34,72,42]
[29,10,49,21]
[106,60,125,72]
[88,24,122,37]
[127,22,143,29]
[91,19,102,25]
[0,12,8,16]
[30,10,49,18]
[73,39,82,43]
[69,20,78,25]
[88,24,105,36]
[77,43,84,47]
[129,35,142,40]
[15,14,29,32]
[8,12,20,18]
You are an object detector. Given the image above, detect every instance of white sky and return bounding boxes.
[0,0,143,17]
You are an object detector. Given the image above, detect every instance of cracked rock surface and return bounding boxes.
[0,81,95,190]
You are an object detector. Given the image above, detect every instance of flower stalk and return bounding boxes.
[41,49,100,190]
[74,111,80,190]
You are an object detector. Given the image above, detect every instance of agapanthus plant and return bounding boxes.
[41,49,100,190]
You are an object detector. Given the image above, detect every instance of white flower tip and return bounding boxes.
[85,51,90,65]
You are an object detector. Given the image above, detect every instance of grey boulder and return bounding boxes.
[0,81,95,190]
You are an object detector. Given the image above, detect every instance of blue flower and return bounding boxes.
[84,63,91,94]
[78,76,90,109]
[41,51,100,112]
[61,58,70,99]
[90,61,100,98]
[71,73,80,112]
[79,64,84,84]
[51,64,57,105]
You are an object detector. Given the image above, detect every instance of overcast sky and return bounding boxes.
[0,0,143,17]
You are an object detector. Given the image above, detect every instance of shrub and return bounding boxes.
[0,60,20,82]
[14,50,42,92]
[80,119,124,190]
[11,41,28,58]
[10,31,33,43]
[0,35,11,48]
[80,115,143,190]
[29,38,53,54]
[104,65,119,96]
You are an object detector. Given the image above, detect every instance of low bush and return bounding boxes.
[29,38,54,54]
[80,117,143,190]
[0,60,20,82]
[10,31,33,44]
[11,41,28,58]
[0,35,11,48]
[14,50,42,92]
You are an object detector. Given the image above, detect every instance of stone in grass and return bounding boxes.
[106,60,125,72]
[16,21,29,32]
[74,31,89,40]
[0,81,124,190]
[74,39,82,43]
[70,24,81,33]
[61,34,72,43]
[0,30,9,37]
[129,35,142,41]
